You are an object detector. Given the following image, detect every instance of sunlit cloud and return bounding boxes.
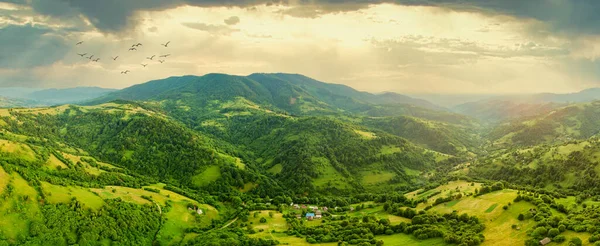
[0,1,599,94]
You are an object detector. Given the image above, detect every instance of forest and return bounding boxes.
[2,73,600,245]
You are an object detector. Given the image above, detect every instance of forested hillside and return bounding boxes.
[487,101,600,147]
[5,73,600,246]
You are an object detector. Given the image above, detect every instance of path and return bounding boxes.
[221,217,238,229]
[154,201,162,214]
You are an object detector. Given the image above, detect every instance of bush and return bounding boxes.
[554,235,566,243]
[570,237,583,246]
[260,217,267,223]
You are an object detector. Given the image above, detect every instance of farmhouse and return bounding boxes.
[315,210,322,219]
[293,204,300,209]
[306,213,315,220]
[322,206,328,211]
[539,237,551,245]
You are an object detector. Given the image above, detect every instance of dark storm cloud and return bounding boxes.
[0,24,70,69]
[8,0,600,36]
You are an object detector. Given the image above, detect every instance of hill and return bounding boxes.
[89,73,443,117]
[0,96,41,108]
[0,110,230,245]
[453,99,562,123]
[362,115,482,155]
[0,87,116,107]
[27,87,117,105]
[453,88,600,122]
[487,101,600,147]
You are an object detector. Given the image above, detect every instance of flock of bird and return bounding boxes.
[75,41,172,74]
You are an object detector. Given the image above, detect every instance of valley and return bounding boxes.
[1,73,600,246]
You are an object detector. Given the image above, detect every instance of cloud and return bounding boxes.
[5,0,597,37]
[0,24,71,69]
[182,22,240,35]
[224,16,240,25]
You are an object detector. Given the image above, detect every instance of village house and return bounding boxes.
[296,213,301,219]
[349,207,355,211]
[306,213,315,220]
[309,206,317,210]
[301,205,307,209]
[292,204,300,209]
[322,206,328,212]
[315,210,322,219]
[539,237,551,245]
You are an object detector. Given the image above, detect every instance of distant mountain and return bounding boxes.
[453,88,600,122]
[0,87,116,106]
[90,73,443,116]
[454,99,563,123]
[529,88,600,103]
[363,115,481,155]
[488,101,600,147]
[0,96,41,108]
[27,87,117,105]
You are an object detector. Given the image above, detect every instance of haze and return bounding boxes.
[1,0,600,94]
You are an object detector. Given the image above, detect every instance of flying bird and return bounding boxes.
[146,55,155,60]
[77,53,87,57]
[93,58,100,62]
[141,64,148,67]
[121,70,130,74]
[76,41,83,45]
[159,54,170,58]
[112,56,119,61]
[161,41,170,47]
[86,55,94,60]
[129,47,137,51]
[158,60,165,63]
[135,43,142,47]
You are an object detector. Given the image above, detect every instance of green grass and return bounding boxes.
[561,231,593,246]
[267,164,283,174]
[0,173,41,241]
[312,157,350,189]
[0,166,9,194]
[485,204,498,213]
[0,139,37,162]
[268,232,338,246]
[240,183,257,192]
[375,234,447,246]
[482,201,536,246]
[40,182,105,210]
[446,200,460,207]
[191,166,222,187]
[361,171,396,185]
[45,153,69,170]
[158,201,218,245]
[379,145,401,155]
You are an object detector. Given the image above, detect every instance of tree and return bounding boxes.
[570,237,583,246]
[533,227,547,239]
[268,211,274,218]
[260,217,267,223]
[518,213,524,221]
[548,228,560,238]
[554,235,566,243]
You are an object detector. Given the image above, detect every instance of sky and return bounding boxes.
[1,0,600,94]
